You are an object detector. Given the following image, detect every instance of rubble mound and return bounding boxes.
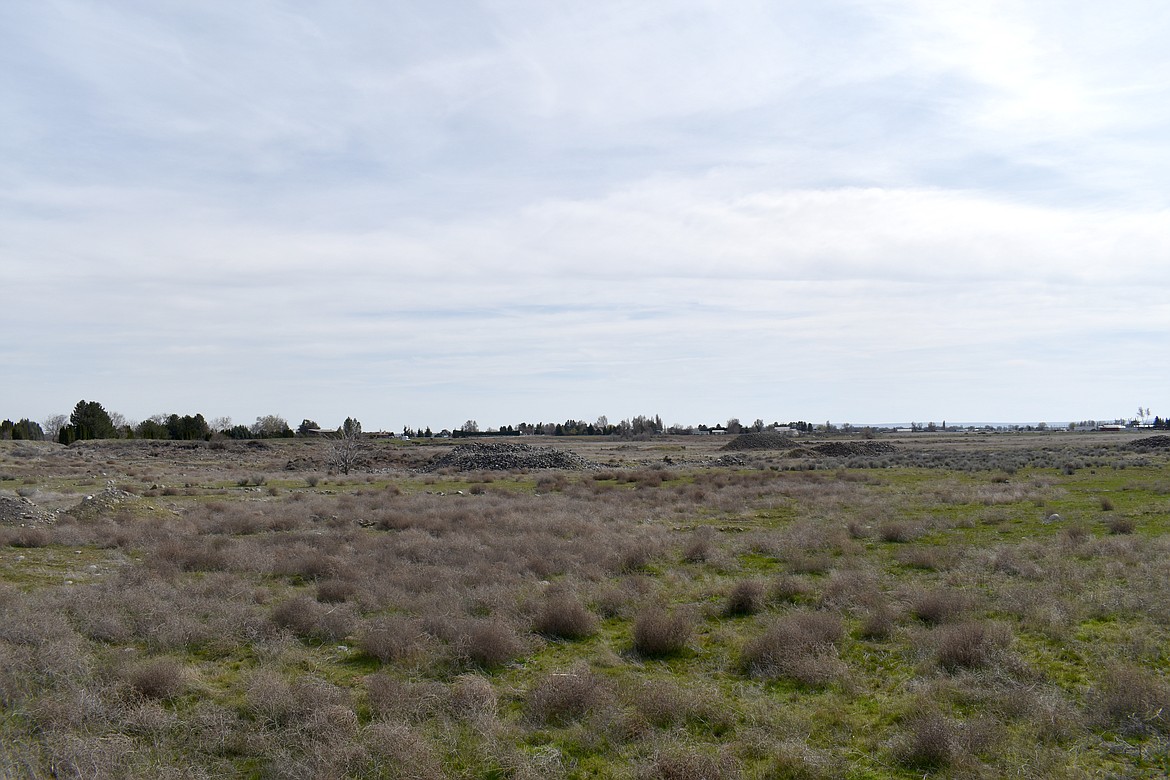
[1127,435,1170,451]
[0,494,54,526]
[422,442,595,472]
[65,483,144,520]
[720,433,800,451]
[810,441,896,457]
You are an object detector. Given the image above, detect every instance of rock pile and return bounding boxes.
[810,441,896,457]
[0,495,53,526]
[720,433,800,451]
[422,442,595,472]
[1127,435,1170,451]
[721,435,895,457]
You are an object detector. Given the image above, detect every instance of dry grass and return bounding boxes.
[1,434,1168,778]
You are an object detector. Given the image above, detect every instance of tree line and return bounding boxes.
[6,400,1167,444]
[0,401,299,444]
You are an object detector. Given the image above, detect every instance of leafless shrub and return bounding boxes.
[633,607,693,658]
[908,588,971,625]
[741,611,846,687]
[271,596,355,641]
[1059,522,1092,546]
[42,732,137,780]
[1105,515,1136,535]
[126,658,186,700]
[1099,496,1115,511]
[247,672,350,732]
[316,579,357,604]
[625,680,729,732]
[931,621,1012,672]
[770,574,816,605]
[361,722,445,780]
[615,541,657,573]
[724,580,766,616]
[639,746,741,780]
[3,527,50,548]
[682,527,716,562]
[152,537,232,572]
[1088,666,1170,736]
[526,666,613,726]
[895,545,959,571]
[365,675,449,723]
[877,521,921,543]
[533,594,599,640]
[458,619,525,669]
[891,710,958,770]
[357,616,431,665]
[449,673,498,722]
[860,604,896,641]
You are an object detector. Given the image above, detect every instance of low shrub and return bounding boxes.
[127,658,185,700]
[908,588,970,625]
[724,580,766,616]
[633,607,693,658]
[458,619,525,669]
[1105,516,1136,535]
[639,747,740,780]
[932,621,1012,672]
[525,666,613,726]
[892,710,957,770]
[533,594,598,640]
[741,611,846,687]
[1089,666,1170,736]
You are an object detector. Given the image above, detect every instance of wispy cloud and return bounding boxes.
[2,1,1167,428]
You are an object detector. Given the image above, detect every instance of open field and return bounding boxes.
[2,432,1170,778]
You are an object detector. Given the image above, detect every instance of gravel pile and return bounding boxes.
[811,441,896,457]
[422,442,595,472]
[0,494,53,526]
[720,433,801,451]
[1127,435,1170,450]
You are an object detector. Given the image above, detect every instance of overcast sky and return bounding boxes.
[3,1,1168,431]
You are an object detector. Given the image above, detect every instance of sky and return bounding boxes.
[2,1,1169,432]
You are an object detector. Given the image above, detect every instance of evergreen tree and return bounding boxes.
[66,400,117,440]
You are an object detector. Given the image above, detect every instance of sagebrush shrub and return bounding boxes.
[932,621,1012,672]
[909,588,970,625]
[1089,666,1170,735]
[533,594,598,640]
[724,580,766,616]
[458,619,524,669]
[892,710,956,770]
[640,747,740,780]
[633,607,693,658]
[741,611,846,687]
[526,666,612,726]
[127,658,185,700]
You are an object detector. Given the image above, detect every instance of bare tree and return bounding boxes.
[42,413,67,441]
[330,417,366,475]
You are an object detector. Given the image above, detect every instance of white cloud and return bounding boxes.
[1,1,1168,427]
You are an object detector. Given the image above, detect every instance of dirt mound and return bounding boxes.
[811,441,896,457]
[720,433,800,451]
[0,494,54,526]
[422,442,595,472]
[1127,435,1170,450]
